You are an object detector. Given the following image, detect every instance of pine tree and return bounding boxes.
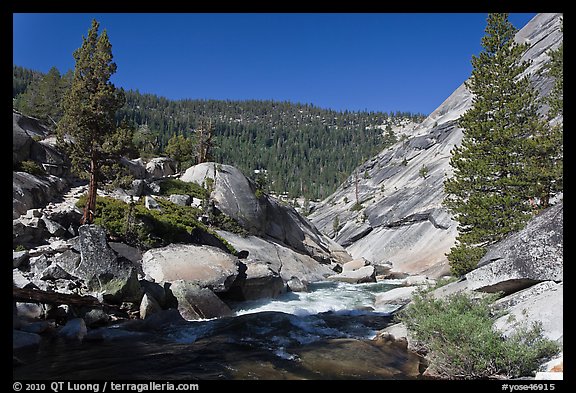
[57,19,125,224]
[444,13,550,275]
[15,66,69,124]
[196,119,214,164]
[526,19,563,209]
[165,133,195,172]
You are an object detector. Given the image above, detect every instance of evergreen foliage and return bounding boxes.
[56,19,126,224]
[115,92,424,200]
[14,67,72,124]
[444,13,562,275]
[15,62,424,201]
[527,18,563,210]
[165,134,196,172]
[75,194,237,253]
[13,65,43,98]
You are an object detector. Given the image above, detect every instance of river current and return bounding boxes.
[14,280,425,380]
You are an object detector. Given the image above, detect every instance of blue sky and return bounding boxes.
[13,13,536,115]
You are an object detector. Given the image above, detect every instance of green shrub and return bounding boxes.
[419,164,429,179]
[350,202,363,212]
[448,243,487,276]
[19,160,44,176]
[397,291,559,379]
[76,194,237,253]
[157,178,208,200]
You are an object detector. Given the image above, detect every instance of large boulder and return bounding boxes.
[466,202,563,294]
[58,318,88,341]
[145,157,176,179]
[13,112,70,176]
[73,225,141,303]
[13,111,50,165]
[493,282,563,343]
[180,162,348,264]
[226,261,285,301]
[327,265,376,284]
[13,210,48,248]
[142,244,239,292]
[13,172,68,219]
[216,230,333,287]
[120,157,147,179]
[166,280,233,320]
[374,286,418,308]
[30,140,69,177]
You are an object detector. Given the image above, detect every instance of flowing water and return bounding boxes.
[14,280,425,380]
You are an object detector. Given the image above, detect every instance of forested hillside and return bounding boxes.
[13,65,425,200]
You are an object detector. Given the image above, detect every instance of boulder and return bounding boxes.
[139,293,162,319]
[287,277,308,292]
[130,179,146,196]
[16,302,44,319]
[466,202,563,294]
[146,157,176,179]
[493,282,563,343]
[109,242,143,265]
[139,309,187,330]
[120,157,147,179]
[342,258,369,272]
[373,260,393,276]
[142,244,239,292]
[75,225,141,303]
[19,320,52,334]
[169,194,191,206]
[30,139,69,177]
[429,278,469,300]
[13,330,42,350]
[82,309,110,328]
[52,249,81,274]
[144,196,161,210]
[490,281,560,312]
[327,265,376,284]
[227,261,285,300]
[41,216,68,237]
[13,270,35,289]
[180,162,346,263]
[13,172,68,219]
[40,264,75,281]
[13,250,29,268]
[215,230,333,286]
[140,280,166,307]
[29,254,51,277]
[13,112,35,165]
[403,275,435,287]
[166,280,233,320]
[13,213,48,248]
[58,318,87,341]
[374,286,418,308]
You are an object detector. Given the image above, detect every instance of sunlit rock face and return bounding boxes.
[309,13,563,278]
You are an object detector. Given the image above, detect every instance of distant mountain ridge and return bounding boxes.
[13,66,425,201]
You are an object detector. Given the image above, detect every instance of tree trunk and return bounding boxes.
[82,154,98,224]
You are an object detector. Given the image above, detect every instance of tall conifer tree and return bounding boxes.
[444,13,551,275]
[57,19,125,224]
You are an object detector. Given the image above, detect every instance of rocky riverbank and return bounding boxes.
[378,202,564,380]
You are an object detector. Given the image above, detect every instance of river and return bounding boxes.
[14,280,425,380]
